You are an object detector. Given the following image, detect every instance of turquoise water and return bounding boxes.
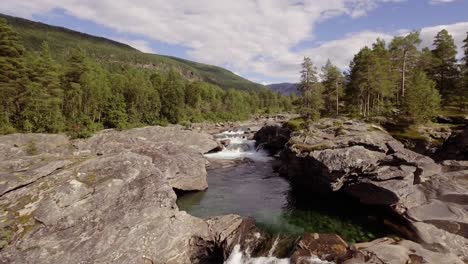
[177,159,391,243]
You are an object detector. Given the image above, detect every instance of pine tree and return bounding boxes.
[403,71,440,124]
[370,39,397,114]
[390,31,421,101]
[321,59,344,116]
[346,47,373,117]
[431,29,459,102]
[457,32,468,110]
[462,32,468,67]
[0,18,28,132]
[299,57,323,121]
[62,48,86,120]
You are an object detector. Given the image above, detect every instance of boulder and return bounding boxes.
[73,126,219,155]
[434,127,468,161]
[345,237,464,264]
[290,233,349,263]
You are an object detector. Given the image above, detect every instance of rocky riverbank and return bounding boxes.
[0,126,258,263]
[255,118,468,263]
[1,117,467,264]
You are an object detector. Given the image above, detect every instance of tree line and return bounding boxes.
[0,18,294,137]
[299,29,468,124]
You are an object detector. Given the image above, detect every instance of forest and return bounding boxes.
[1,14,467,139]
[298,29,468,125]
[0,18,294,138]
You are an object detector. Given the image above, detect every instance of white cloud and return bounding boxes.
[0,0,465,83]
[113,38,155,53]
[419,22,468,58]
[0,0,407,83]
[429,0,456,5]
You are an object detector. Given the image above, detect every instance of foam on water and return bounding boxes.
[224,245,334,264]
[204,130,272,162]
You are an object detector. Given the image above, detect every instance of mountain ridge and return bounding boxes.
[267,82,299,95]
[0,13,265,91]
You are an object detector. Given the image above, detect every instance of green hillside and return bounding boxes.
[0,13,264,91]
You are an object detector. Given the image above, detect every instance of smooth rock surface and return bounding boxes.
[258,118,468,261]
[0,126,241,264]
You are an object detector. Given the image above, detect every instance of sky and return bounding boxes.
[1,0,467,85]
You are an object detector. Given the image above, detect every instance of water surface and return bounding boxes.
[177,130,391,243]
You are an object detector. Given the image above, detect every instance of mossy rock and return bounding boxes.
[295,143,331,152]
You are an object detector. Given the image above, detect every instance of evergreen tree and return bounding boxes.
[457,32,468,110]
[390,31,421,101]
[299,57,323,121]
[21,42,64,132]
[321,59,344,115]
[403,71,440,124]
[463,32,468,67]
[62,48,86,120]
[346,47,373,117]
[104,93,128,129]
[431,29,459,102]
[0,18,28,132]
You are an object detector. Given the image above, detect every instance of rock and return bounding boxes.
[290,233,349,263]
[436,115,468,125]
[442,160,468,171]
[269,118,467,261]
[0,127,245,264]
[254,124,291,154]
[348,237,464,264]
[434,127,468,161]
[74,126,219,155]
[0,133,72,160]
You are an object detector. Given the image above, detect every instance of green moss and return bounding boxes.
[82,173,97,187]
[25,140,38,155]
[391,129,430,143]
[285,118,306,131]
[333,120,343,127]
[17,214,33,225]
[295,143,330,152]
[0,228,13,249]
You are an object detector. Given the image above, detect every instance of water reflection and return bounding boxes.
[177,159,391,243]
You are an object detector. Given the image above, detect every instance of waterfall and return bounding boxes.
[224,244,335,264]
[204,130,272,161]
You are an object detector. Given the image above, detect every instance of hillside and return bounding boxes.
[268,83,299,95]
[0,13,264,91]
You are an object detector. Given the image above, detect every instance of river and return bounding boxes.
[177,129,391,263]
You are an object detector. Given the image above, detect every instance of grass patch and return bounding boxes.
[25,140,38,156]
[390,129,430,143]
[285,118,307,132]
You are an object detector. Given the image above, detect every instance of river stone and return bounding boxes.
[347,237,464,264]
[290,233,349,263]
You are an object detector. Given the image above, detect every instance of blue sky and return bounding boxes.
[1,0,467,84]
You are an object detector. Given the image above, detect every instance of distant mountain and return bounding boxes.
[1,13,265,91]
[268,83,299,95]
